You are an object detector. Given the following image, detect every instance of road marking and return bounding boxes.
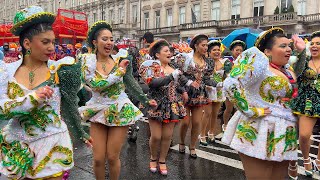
[170,144,320,179]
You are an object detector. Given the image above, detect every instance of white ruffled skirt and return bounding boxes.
[222,111,298,162]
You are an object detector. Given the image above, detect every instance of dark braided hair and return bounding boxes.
[19,23,53,56]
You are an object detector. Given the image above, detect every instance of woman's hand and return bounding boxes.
[84,136,93,148]
[262,107,272,116]
[119,59,130,69]
[182,92,189,104]
[148,99,157,107]
[35,86,54,101]
[292,34,306,53]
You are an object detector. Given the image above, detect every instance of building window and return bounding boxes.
[144,12,149,29]
[297,0,306,15]
[231,0,240,19]
[211,0,220,20]
[119,8,124,23]
[101,8,105,20]
[87,0,90,3]
[179,6,186,24]
[167,8,173,26]
[93,12,97,22]
[132,5,138,24]
[110,10,114,24]
[155,10,160,28]
[194,4,201,22]
[280,0,292,13]
[253,0,264,17]
[72,0,75,7]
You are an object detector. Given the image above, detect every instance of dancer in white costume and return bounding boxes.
[222,27,306,179]
[0,6,92,179]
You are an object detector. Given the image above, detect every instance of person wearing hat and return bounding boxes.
[222,27,306,179]
[199,40,232,145]
[139,39,188,175]
[221,40,247,133]
[291,30,320,177]
[78,21,157,180]
[174,34,218,158]
[0,6,92,179]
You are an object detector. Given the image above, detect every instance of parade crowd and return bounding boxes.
[0,5,320,180]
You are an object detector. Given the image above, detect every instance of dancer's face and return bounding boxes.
[93,29,114,57]
[156,46,171,64]
[310,37,320,58]
[209,45,221,60]
[24,30,55,62]
[231,45,243,59]
[265,37,292,66]
[195,40,208,56]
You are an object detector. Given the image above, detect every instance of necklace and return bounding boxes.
[98,58,111,72]
[270,63,298,99]
[27,63,44,87]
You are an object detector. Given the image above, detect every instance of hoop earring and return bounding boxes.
[25,49,31,56]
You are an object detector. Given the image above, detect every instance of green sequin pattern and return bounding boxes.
[0,132,34,177]
[259,76,291,103]
[7,82,25,99]
[266,131,285,158]
[283,126,298,153]
[230,52,255,78]
[236,120,258,145]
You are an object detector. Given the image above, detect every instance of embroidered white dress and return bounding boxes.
[222,47,298,162]
[0,57,79,179]
[78,50,143,126]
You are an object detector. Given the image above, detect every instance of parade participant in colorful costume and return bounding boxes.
[222,40,246,132]
[174,34,217,158]
[199,40,232,145]
[222,28,306,179]
[291,30,320,177]
[78,21,157,180]
[0,6,92,179]
[139,40,188,175]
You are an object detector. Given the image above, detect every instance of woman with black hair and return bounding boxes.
[139,39,188,175]
[222,28,305,179]
[199,40,232,145]
[291,31,320,177]
[78,21,157,180]
[0,6,92,179]
[174,34,217,158]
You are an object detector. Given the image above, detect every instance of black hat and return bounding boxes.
[255,27,284,52]
[230,40,246,51]
[190,34,208,49]
[87,21,112,48]
[149,39,169,58]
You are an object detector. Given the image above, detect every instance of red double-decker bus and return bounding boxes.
[52,9,88,45]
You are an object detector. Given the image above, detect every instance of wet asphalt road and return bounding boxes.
[0,119,319,180]
[70,119,318,180]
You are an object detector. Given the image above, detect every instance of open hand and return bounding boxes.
[292,34,306,53]
[119,59,130,69]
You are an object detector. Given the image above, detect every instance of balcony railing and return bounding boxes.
[137,26,180,35]
[300,13,320,23]
[136,12,320,35]
[179,20,218,30]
